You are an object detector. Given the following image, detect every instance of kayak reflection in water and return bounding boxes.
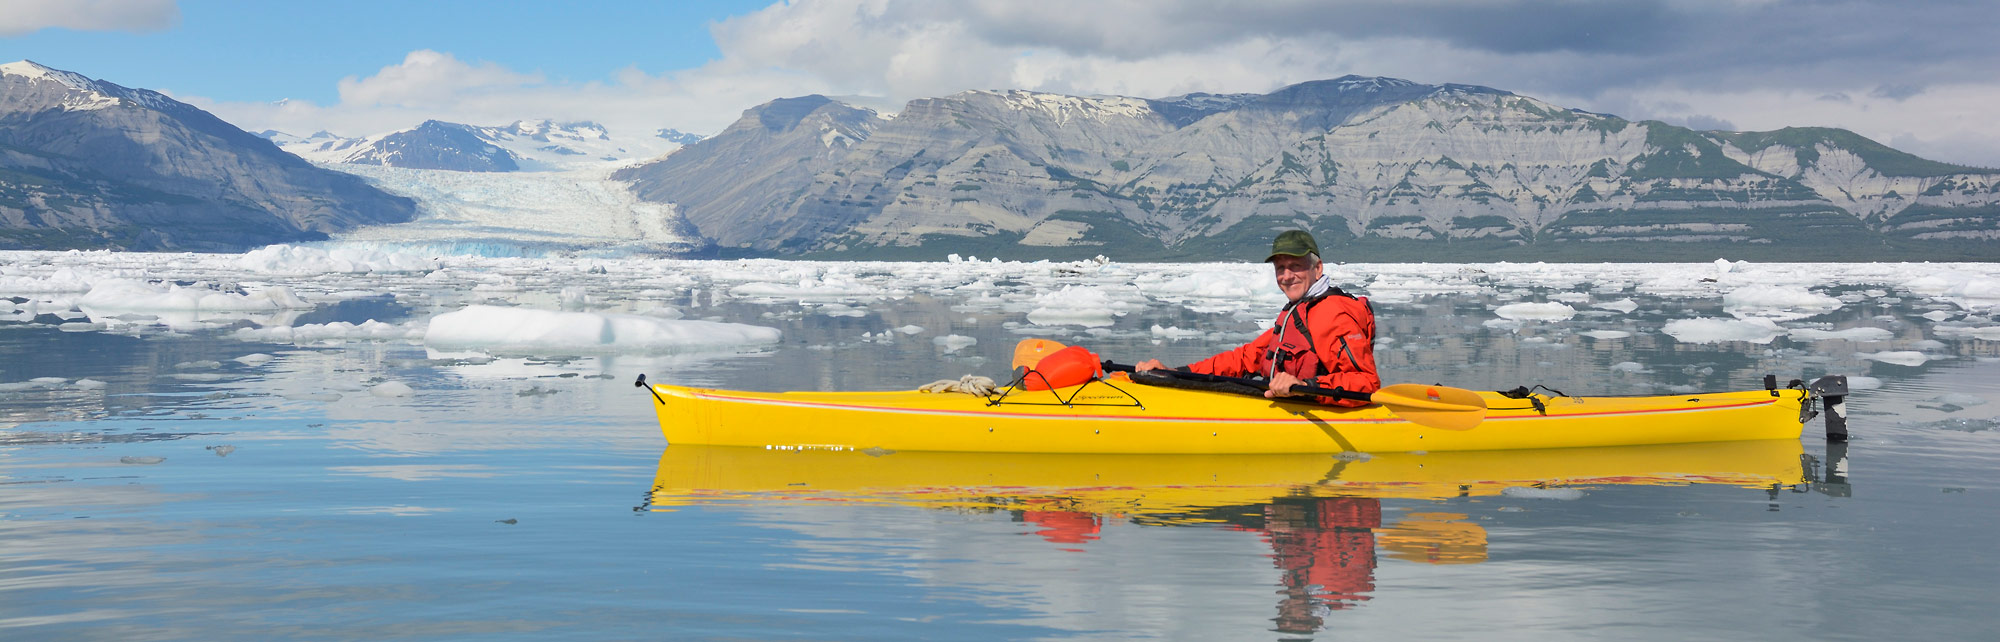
[1134,230,1381,405]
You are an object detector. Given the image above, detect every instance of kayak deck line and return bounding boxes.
[686,389,1406,425]
[684,388,1779,425]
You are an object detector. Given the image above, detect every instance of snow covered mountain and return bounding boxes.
[0,60,416,251]
[618,77,2000,261]
[272,119,684,172]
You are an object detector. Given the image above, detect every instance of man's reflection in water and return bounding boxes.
[1239,497,1379,633]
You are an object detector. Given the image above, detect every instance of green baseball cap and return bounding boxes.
[1264,230,1320,262]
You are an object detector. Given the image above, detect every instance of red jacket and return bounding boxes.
[1185,290,1380,407]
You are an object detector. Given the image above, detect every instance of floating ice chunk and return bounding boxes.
[1931,393,1987,407]
[370,382,415,397]
[0,267,96,294]
[1150,325,1205,340]
[1860,351,1932,367]
[1921,310,1955,322]
[1140,270,1282,303]
[1925,418,2000,432]
[174,360,221,370]
[1026,285,1137,327]
[1723,285,1842,321]
[1609,361,1649,373]
[76,279,313,314]
[1494,302,1576,321]
[1551,292,1591,303]
[1787,327,1893,342]
[73,378,107,390]
[234,353,275,366]
[895,325,925,335]
[817,303,867,318]
[424,305,781,354]
[1933,325,2000,341]
[1845,376,1882,390]
[728,270,887,299]
[234,320,423,344]
[1594,299,1638,314]
[1662,317,1785,344]
[1902,271,2000,311]
[932,334,977,354]
[1582,330,1632,340]
[1365,275,1486,303]
[1501,486,1585,500]
[237,244,438,275]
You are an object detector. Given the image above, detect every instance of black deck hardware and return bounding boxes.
[634,374,665,405]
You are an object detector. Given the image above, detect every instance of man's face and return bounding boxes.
[1271,254,1322,301]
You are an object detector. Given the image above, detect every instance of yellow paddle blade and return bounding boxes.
[1011,338,1067,371]
[1372,383,1489,431]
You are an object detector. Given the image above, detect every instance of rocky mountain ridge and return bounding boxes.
[618,76,2000,261]
[0,60,417,251]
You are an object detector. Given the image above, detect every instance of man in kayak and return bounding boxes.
[1134,230,1380,406]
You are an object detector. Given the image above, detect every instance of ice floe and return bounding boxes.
[1858,351,1933,367]
[1026,285,1138,327]
[237,244,439,275]
[1494,302,1577,321]
[1722,285,1842,321]
[1662,317,1785,344]
[1787,327,1894,342]
[423,305,781,354]
[234,320,424,345]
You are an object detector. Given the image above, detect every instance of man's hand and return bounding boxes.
[1134,359,1167,372]
[1265,372,1306,398]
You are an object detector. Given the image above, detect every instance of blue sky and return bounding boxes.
[3,0,1997,167]
[0,0,766,103]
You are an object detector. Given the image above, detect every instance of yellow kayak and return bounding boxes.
[641,372,1828,454]
[644,439,1809,514]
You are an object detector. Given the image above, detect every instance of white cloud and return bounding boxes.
[333,50,543,109]
[0,0,179,37]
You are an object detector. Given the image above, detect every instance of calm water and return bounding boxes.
[2,254,1997,640]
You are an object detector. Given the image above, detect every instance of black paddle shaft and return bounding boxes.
[1101,361,1369,402]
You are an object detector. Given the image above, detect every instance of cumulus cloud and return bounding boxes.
[0,0,179,36]
[334,50,544,108]
[195,0,2000,168]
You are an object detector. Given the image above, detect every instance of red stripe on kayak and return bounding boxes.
[687,391,1780,425]
[1481,398,1777,421]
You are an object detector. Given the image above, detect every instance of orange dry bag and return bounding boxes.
[1021,345,1102,390]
